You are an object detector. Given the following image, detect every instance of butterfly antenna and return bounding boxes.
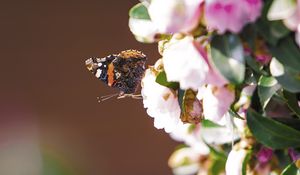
[97,93,119,102]
[117,94,143,100]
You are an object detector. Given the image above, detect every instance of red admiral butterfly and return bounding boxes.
[85,50,147,101]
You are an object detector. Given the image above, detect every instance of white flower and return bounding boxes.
[198,85,235,123]
[170,124,209,155]
[148,0,203,34]
[141,62,183,133]
[226,148,249,175]
[163,35,209,90]
[168,147,203,175]
[128,18,158,43]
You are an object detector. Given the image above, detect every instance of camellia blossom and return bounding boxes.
[141,60,183,133]
[197,85,235,123]
[170,124,209,155]
[128,18,158,43]
[163,35,209,90]
[205,0,263,33]
[148,0,203,34]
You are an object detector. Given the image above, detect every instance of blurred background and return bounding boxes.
[0,1,177,174]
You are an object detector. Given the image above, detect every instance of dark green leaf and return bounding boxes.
[258,76,281,108]
[283,91,300,118]
[129,3,150,20]
[281,162,299,175]
[155,71,179,90]
[273,118,300,131]
[270,58,300,93]
[270,37,300,71]
[247,109,300,149]
[210,34,245,84]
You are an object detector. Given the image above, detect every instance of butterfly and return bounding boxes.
[85,50,147,101]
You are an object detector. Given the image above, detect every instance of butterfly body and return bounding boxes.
[85,50,147,94]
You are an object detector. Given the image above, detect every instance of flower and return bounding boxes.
[128,18,158,43]
[268,0,300,47]
[168,147,205,175]
[141,60,183,133]
[170,124,209,155]
[205,0,263,33]
[198,85,235,123]
[257,147,273,164]
[163,35,209,90]
[148,0,203,34]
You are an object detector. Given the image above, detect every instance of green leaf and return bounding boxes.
[258,76,281,108]
[247,109,300,149]
[270,58,300,93]
[281,162,299,175]
[210,34,245,84]
[210,159,226,175]
[283,91,300,118]
[270,37,300,71]
[129,3,150,20]
[201,119,222,128]
[155,71,179,90]
[242,151,252,175]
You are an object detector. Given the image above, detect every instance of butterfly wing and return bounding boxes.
[85,54,117,85]
[112,50,147,94]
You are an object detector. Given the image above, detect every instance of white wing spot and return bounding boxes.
[95,69,102,78]
[98,63,102,67]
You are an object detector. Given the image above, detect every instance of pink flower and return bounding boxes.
[205,0,263,33]
[197,85,235,122]
[257,147,273,164]
[148,0,203,34]
[163,35,209,90]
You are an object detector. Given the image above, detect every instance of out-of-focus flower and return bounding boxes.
[198,85,235,123]
[148,0,203,34]
[129,18,158,43]
[141,60,183,133]
[268,0,300,47]
[168,147,206,175]
[170,124,210,155]
[257,147,273,164]
[226,148,249,175]
[163,35,209,90]
[288,148,300,162]
[205,0,263,33]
